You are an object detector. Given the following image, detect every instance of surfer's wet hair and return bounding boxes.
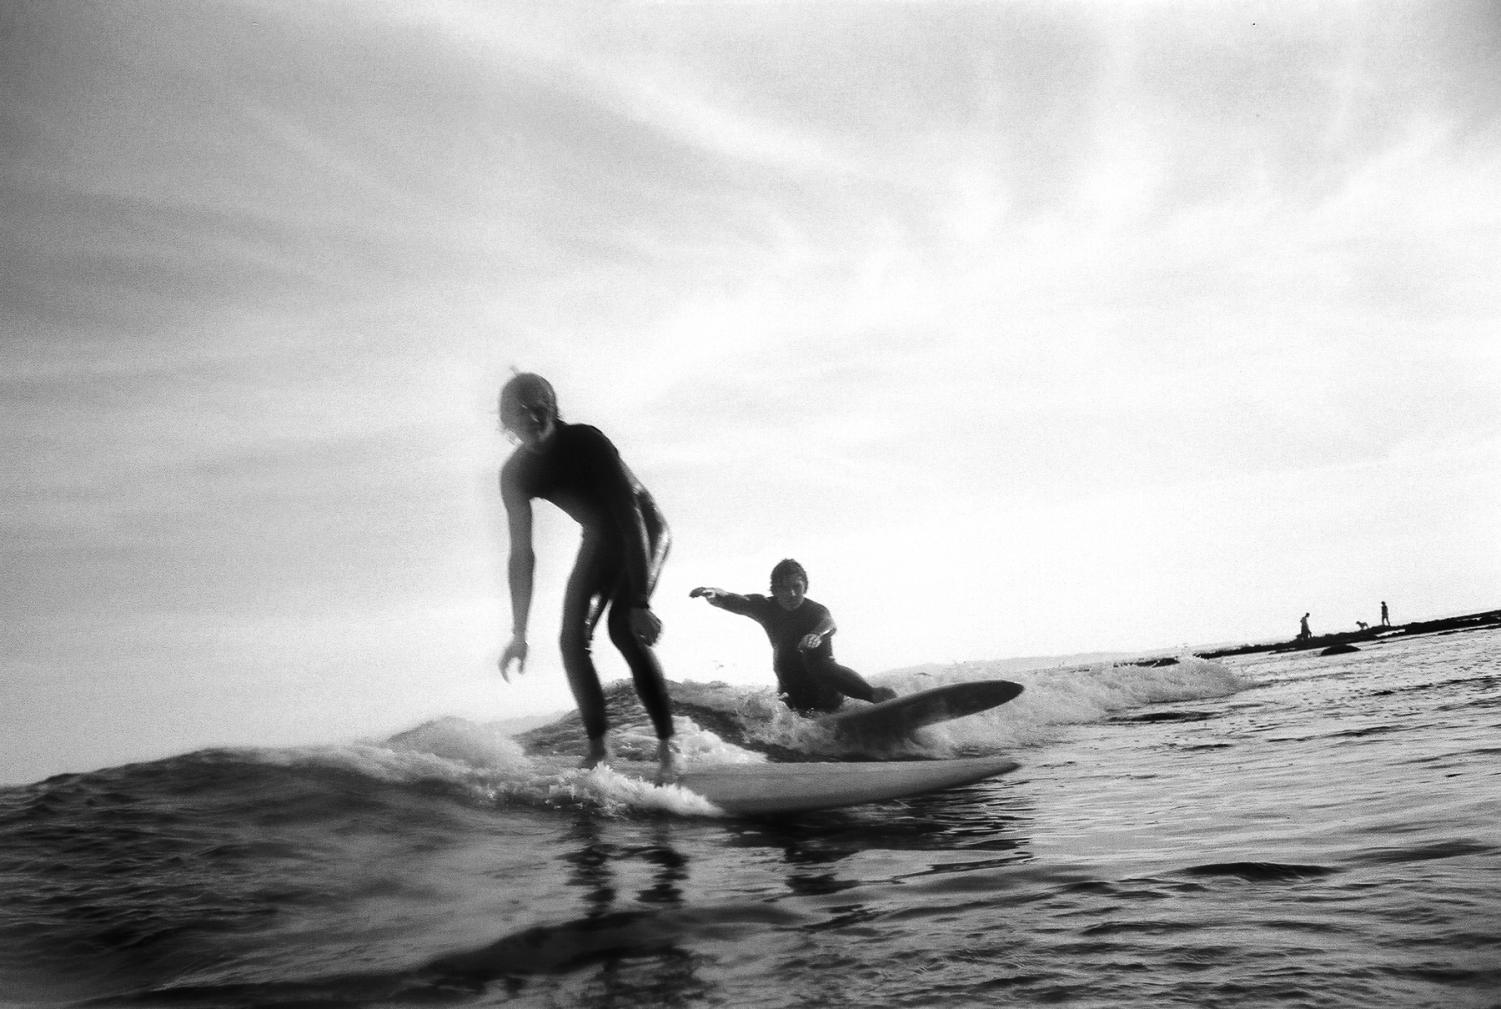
[769,558,807,589]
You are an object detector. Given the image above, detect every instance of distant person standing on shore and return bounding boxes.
[1298,613,1312,641]
[1381,601,1391,627]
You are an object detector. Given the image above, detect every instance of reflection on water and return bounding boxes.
[461,780,1036,1000]
[562,814,690,913]
[418,813,706,1003]
[687,778,1040,905]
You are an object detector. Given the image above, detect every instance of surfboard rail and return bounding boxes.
[605,755,1019,816]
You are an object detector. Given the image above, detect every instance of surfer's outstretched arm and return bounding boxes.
[690,586,749,610]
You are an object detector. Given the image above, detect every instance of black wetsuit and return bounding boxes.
[501,422,673,741]
[714,594,877,714]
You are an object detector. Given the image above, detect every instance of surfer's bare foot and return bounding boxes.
[580,736,613,769]
[872,687,898,703]
[654,739,683,785]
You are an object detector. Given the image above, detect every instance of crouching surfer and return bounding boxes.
[691,558,896,715]
[496,373,681,783]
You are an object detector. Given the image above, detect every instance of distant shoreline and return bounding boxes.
[1193,607,1501,660]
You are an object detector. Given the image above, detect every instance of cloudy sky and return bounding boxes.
[4,0,1498,783]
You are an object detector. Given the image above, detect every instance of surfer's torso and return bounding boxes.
[502,422,661,538]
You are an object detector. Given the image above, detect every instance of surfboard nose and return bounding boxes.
[824,679,1025,742]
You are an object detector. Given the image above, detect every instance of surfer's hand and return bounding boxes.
[499,636,528,682]
[689,586,723,601]
[629,606,662,647]
[799,632,822,651]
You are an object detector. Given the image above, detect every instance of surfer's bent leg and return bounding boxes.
[804,654,888,705]
[604,522,675,742]
[560,539,609,743]
[606,601,674,740]
[774,652,843,713]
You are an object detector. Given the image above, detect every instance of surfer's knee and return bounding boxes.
[604,607,636,652]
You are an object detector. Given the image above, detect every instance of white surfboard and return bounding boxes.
[605,756,1019,816]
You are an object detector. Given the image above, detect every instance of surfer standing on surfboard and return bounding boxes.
[691,559,897,715]
[496,373,680,782]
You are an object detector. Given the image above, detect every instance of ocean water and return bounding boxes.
[2,629,1497,1009]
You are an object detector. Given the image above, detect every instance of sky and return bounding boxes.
[3,0,1498,784]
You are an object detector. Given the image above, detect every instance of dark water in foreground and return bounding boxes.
[2,631,1498,1008]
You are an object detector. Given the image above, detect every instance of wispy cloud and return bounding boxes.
[3,0,1499,781]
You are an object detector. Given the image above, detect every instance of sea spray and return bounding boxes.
[540,765,725,818]
[496,658,1253,770]
[136,659,1249,820]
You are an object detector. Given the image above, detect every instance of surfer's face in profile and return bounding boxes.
[772,575,807,611]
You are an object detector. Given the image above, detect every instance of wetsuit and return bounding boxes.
[501,422,673,741]
[714,594,878,714]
